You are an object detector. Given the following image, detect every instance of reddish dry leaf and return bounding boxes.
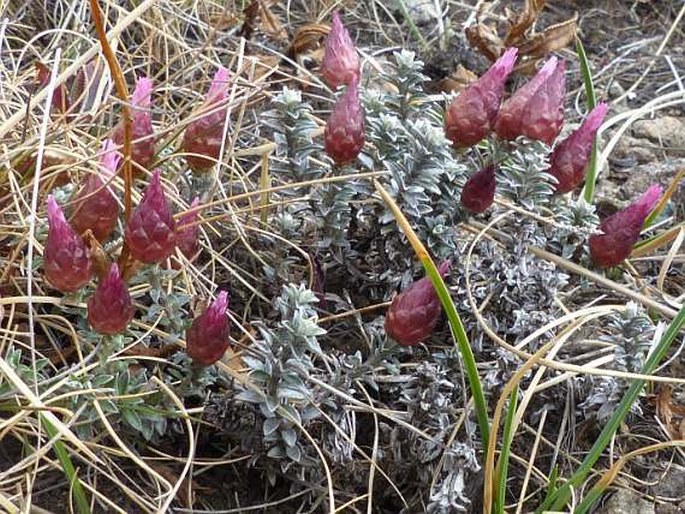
[436,65,478,93]
[288,23,330,59]
[82,230,110,281]
[466,0,577,74]
[238,0,260,39]
[259,0,287,41]
[654,385,685,439]
[517,16,578,59]
[465,22,503,62]
[504,0,547,45]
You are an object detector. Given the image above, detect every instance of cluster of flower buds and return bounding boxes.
[385,261,451,346]
[186,291,231,365]
[322,12,365,165]
[182,67,231,174]
[324,77,365,165]
[87,263,135,334]
[461,164,497,213]
[69,139,121,241]
[44,195,93,292]
[125,170,176,263]
[589,184,663,267]
[112,77,155,174]
[321,11,360,89]
[445,48,518,148]
[547,102,609,193]
[494,57,566,145]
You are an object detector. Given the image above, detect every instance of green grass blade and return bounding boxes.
[537,303,685,512]
[577,36,600,204]
[373,179,490,449]
[495,384,519,513]
[41,415,91,514]
[423,258,490,448]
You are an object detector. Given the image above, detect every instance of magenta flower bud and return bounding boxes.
[124,170,176,263]
[385,260,451,346]
[321,10,360,89]
[186,291,231,365]
[547,102,609,193]
[461,164,496,213]
[494,57,566,145]
[87,263,135,334]
[445,48,518,148]
[589,184,663,267]
[324,78,365,165]
[70,139,121,241]
[182,67,230,174]
[177,197,201,259]
[112,77,155,173]
[44,195,92,292]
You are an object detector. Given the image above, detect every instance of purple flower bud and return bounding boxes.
[112,77,155,173]
[124,170,176,263]
[182,67,231,174]
[176,197,201,259]
[589,184,663,267]
[321,11,360,89]
[70,139,121,241]
[494,57,566,145]
[87,263,135,334]
[385,261,451,346]
[44,195,92,292]
[461,164,496,213]
[186,291,231,365]
[548,102,609,193]
[445,48,518,148]
[324,77,365,165]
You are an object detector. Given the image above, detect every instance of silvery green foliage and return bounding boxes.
[496,139,556,211]
[427,443,480,513]
[548,197,600,260]
[382,353,478,512]
[578,303,656,422]
[262,88,324,187]
[362,51,468,290]
[455,223,568,353]
[263,88,363,257]
[236,284,326,465]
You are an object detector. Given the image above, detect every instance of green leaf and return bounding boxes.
[577,37,600,204]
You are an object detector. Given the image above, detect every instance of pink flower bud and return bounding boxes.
[87,263,135,334]
[324,78,365,165]
[176,197,201,259]
[36,61,70,113]
[44,195,92,292]
[186,291,230,365]
[494,57,566,145]
[589,184,663,267]
[548,102,609,193]
[124,170,176,263]
[182,67,230,174]
[112,77,155,173]
[461,164,496,213]
[70,139,121,241]
[321,11,360,89]
[385,261,451,346]
[445,48,518,148]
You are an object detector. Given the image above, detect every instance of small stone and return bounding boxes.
[596,488,654,514]
[632,116,685,151]
[404,0,439,24]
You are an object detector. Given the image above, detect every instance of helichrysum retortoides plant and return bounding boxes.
[24,6,678,511]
